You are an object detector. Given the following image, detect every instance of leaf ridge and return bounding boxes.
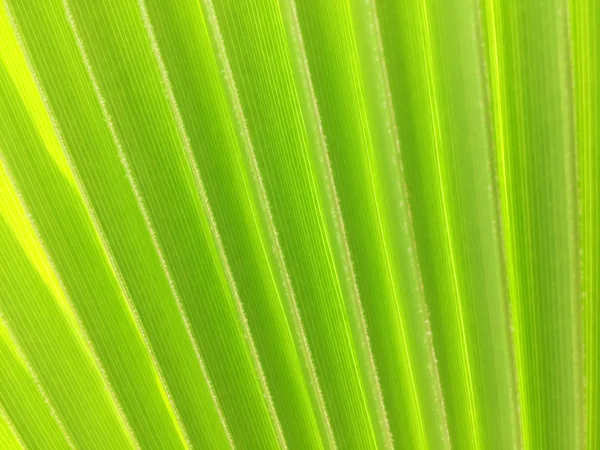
[6,7,190,445]
[60,1,235,446]
[416,0,480,446]
[349,0,451,446]
[343,3,429,446]
[198,0,336,446]
[479,1,524,446]
[137,1,287,446]
[0,316,76,449]
[0,148,140,450]
[0,401,24,449]
[275,0,393,446]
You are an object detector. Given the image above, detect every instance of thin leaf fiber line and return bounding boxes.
[9,4,191,446]
[575,5,594,443]
[0,315,76,449]
[417,0,480,446]
[548,9,571,441]
[507,2,540,442]
[526,7,563,438]
[483,1,528,446]
[559,2,584,444]
[576,1,595,444]
[199,1,335,446]
[61,2,235,447]
[0,147,140,450]
[137,2,287,447]
[0,399,24,449]
[277,0,392,446]
[473,0,523,448]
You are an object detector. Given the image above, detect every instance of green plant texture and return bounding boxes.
[0,0,595,448]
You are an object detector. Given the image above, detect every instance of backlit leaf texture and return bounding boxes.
[0,0,592,448]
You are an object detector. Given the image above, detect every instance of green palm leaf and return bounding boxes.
[0,0,592,448]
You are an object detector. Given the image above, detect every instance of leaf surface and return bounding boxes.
[0,322,71,450]
[376,0,520,447]
[483,0,583,447]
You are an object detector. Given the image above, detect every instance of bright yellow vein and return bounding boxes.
[570,0,599,448]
